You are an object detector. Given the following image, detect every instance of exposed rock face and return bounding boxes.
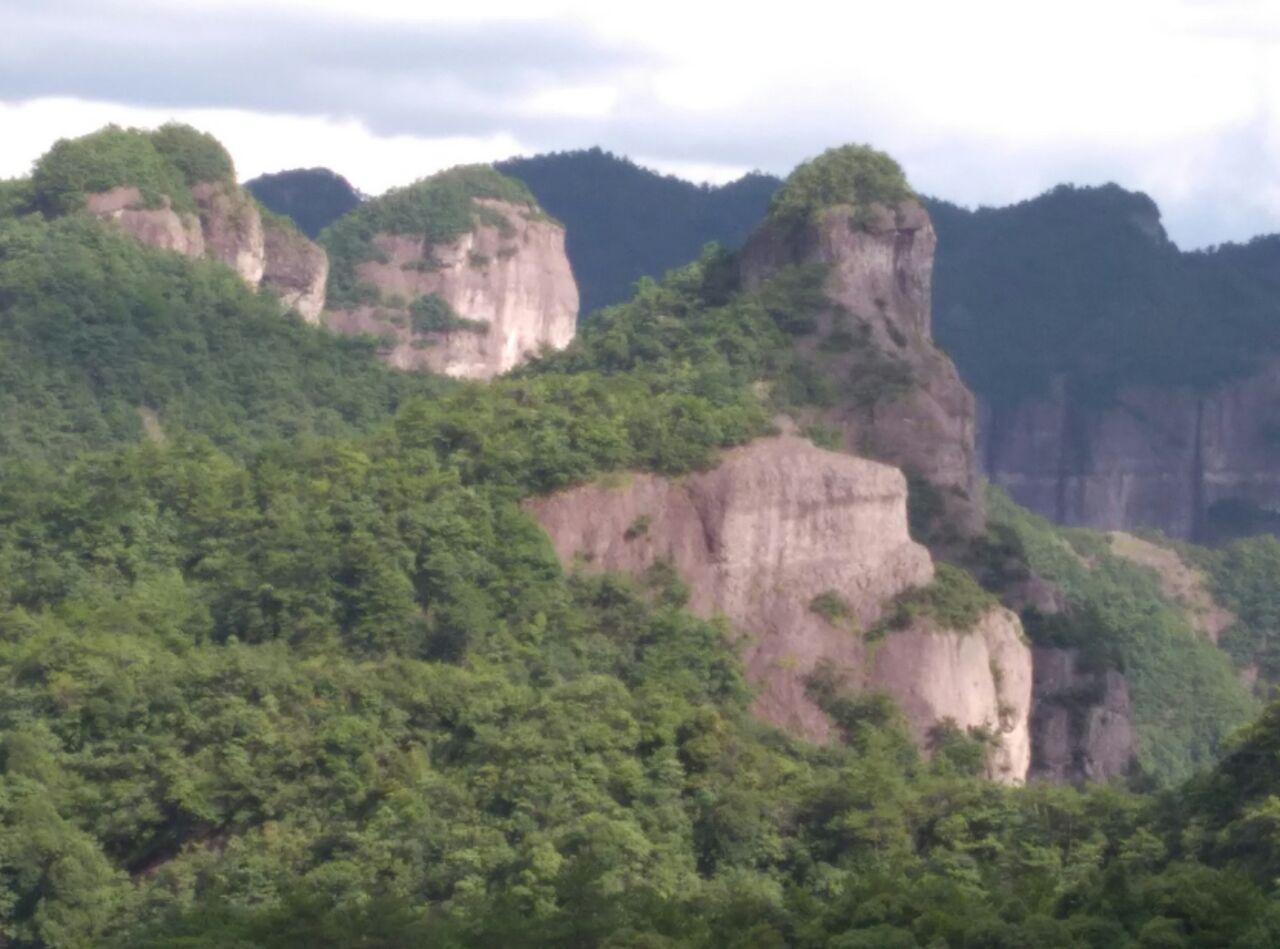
[1030,647,1135,783]
[85,187,204,257]
[191,182,265,287]
[85,182,329,320]
[261,218,328,324]
[740,202,983,538]
[981,362,1280,540]
[526,436,1032,783]
[325,199,578,379]
[873,609,1033,782]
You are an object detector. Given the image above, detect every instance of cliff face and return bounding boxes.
[981,362,1280,540]
[740,202,983,538]
[261,217,328,324]
[324,199,578,379]
[1030,647,1135,783]
[85,183,329,321]
[526,436,1032,783]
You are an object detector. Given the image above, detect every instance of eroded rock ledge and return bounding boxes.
[526,436,1033,783]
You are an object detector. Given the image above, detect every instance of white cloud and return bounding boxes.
[4,0,1280,245]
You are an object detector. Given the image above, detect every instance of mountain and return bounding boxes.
[319,165,579,378]
[4,126,1280,947]
[497,148,781,315]
[928,185,1280,541]
[244,166,363,238]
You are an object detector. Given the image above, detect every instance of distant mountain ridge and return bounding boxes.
[496,149,780,314]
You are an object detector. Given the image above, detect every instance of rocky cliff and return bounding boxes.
[526,436,1033,782]
[981,363,1280,540]
[324,197,578,378]
[739,170,983,542]
[1030,647,1135,783]
[86,182,328,321]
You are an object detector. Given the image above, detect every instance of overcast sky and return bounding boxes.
[3,0,1280,247]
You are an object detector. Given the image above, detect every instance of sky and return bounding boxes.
[3,0,1280,248]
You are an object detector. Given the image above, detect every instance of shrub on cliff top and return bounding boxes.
[149,122,235,186]
[32,125,196,215]
[769,144,913,226]
[320,165,544,307]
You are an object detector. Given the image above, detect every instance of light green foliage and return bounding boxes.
[768,144,913,226]
[0,213,439,462]
[1206,534,1280,686]
[148,122,235,186]
[874,562,997,635]
[321,165,541,307]
[31,125,203,215]
[7,141,1280,944]
[984,488,1256,783]
[0,178,36,219]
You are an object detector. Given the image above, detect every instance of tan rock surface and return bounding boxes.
[325,199,578,379]
[527,436,1033,782]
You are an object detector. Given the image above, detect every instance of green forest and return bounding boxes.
[4,128,1280,948]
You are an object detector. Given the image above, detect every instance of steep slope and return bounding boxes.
[930,185,1280,540]
[739,146,984,542]
[0,212,438,463]
[245,167,362,238]
[29,124,330,321]
[528,435,1033,782]
[321,166,578,379]
[498,148,780,315]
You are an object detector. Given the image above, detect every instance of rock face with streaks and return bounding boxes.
[1030,647,1136,783]
[740,197,983,541]
[981,365,1280,541]
[526,436,1033,782]
[84,181,328,321]
[323,198,578,379]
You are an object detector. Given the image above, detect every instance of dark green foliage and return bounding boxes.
[321,165,541,307]
[148,122,235,186]
[498,148,780,314]
[768,145,913,226]
[410,293,487,334]
[245,167,363,238]
[0,178,36,218]
[985,489,1256,782]
[809,590,854,625]
[929,184,1280,404]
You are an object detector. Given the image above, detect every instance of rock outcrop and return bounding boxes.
[86,187,204,257]
[981,365,1280,541]
[526,436,1033,782]
[85,182,329,321]
[740,200,984,540]
[1030,647,1135,783]
[324,198,578,379]
[261,217,328,324]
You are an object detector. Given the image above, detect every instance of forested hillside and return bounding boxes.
[4,129,1280,947]
[496,149,780,314]
[245,168,363,239]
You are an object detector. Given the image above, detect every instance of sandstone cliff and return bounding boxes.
[526,436,1032,782]
[324,197,578,379]
[740,200,983,540]
[981,365,1280,541]
[84,182,328,321]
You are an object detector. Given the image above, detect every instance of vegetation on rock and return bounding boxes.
[321,165,542,307]
[768,144,914,226]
